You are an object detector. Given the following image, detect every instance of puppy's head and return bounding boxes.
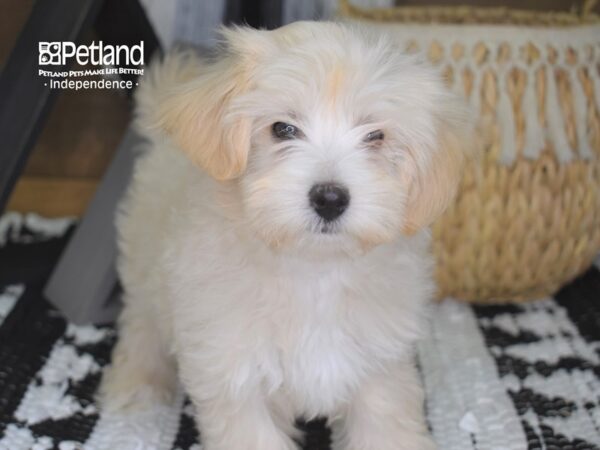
[151,22,474,254]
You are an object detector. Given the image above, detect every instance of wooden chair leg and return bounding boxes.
[44,130,142,325]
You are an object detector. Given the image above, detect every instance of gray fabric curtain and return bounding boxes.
[142,0,395,49]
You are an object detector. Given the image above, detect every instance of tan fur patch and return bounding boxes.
[158,56,254,181]
[325,66,345,111]
[402,123,477,235]
[154,29,273,181]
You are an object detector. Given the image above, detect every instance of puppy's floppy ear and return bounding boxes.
[402,108,476,235]
[154,27,272,180]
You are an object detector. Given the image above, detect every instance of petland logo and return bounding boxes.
[39,41,144,66]
[38,41,145,90]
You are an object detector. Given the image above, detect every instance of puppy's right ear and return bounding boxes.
[149,28,272,180]
[401,96,477,235]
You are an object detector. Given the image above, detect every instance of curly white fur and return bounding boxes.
[100,21,473,450]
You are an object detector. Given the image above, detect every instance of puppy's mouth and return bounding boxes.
[320,225,334,234]
[318,221,341,235]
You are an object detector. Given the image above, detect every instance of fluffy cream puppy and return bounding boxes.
[101,21,472,450]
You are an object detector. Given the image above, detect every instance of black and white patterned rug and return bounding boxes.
[0,212,599,450]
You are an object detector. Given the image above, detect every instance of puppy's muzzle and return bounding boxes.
[309,183,350,222]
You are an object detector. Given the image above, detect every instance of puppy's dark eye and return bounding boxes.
[365,130,384,143]
[272,122,299,140]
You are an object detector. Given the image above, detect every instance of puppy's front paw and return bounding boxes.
[190,397,299,450]
[99,363,177,412]
[200,432,299,450]
[331,432,437,450]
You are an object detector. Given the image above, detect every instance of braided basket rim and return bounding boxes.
[339,0,600,26]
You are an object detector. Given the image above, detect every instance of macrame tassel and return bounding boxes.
[593,72,600,127]
[522,69,545,159]
[497,70,517,165]
[569,67,593,159]
[452,63,465,97]
[469,68,482,116]
[545,67,574,163]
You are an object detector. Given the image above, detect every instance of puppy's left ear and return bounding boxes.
[402,110,476,235]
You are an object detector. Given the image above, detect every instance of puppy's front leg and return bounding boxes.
[178,356,298,450]
[332,361,437,450]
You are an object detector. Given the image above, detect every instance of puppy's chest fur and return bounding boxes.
[269,268,375,414]
[260,259,420,417]
[170,236,428,418]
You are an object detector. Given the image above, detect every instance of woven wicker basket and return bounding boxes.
[340,0,600,302]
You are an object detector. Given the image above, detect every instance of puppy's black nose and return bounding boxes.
[309,183,350,222]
